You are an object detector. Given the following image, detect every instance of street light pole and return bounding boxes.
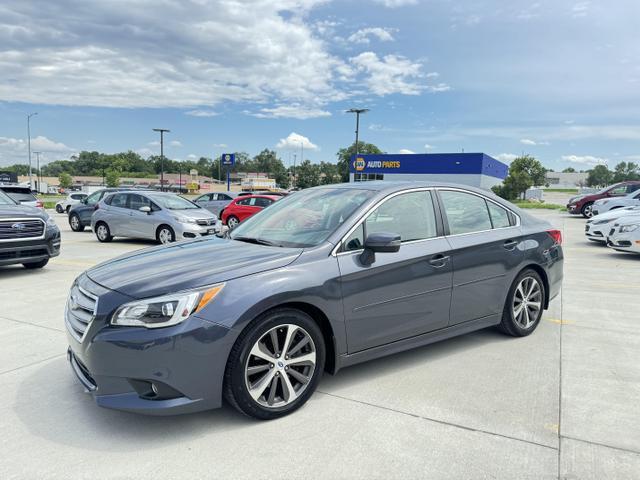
[153,128,170,192]
[33,151,41,193]
[347,108,369,157]
[27,112,38,190]
[293,153,297,189]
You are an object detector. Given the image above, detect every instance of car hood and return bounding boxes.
[568,194,588,203]
[0,204,46,219]
[172,208,217,220]
[86,237,303,299]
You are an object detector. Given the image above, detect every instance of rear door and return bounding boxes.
[338,190,453,352]
[104,193,130,236]
[437,189,523,325]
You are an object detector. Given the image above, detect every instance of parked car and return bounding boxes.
[607,215,640,254]
[592,188,640,216]
[0,189,60,269]
[0,185,43,209]
[585,206,640,243]
[65,181,563,419]
[67,188,139,232]
[566,181,640,218]
[56,192,88,213]
[221,194,279,228]
[193,192,239,216]
[91,191,219,244]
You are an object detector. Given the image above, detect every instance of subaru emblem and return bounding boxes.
[11,223,26,230]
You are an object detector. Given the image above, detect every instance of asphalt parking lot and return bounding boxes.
[1,209,639,480]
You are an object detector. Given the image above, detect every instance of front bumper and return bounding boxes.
[566,204,580,214]
[0,227,61,266]
[584,223,606,242]
[176,221,221,240]
[607,233,640,253]
[66,276,236,415]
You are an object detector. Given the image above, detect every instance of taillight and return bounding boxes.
[36,200,44,209]
[547,229,562,245]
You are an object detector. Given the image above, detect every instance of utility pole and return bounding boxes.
[347,108,369,158]
[153,128,170,191]
[293,153,297,189]
[27,112,38,190]
[33,151,42,193]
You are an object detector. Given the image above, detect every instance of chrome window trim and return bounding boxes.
[0,217,46,243]
[331,187,440,257]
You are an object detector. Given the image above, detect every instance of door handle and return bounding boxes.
[503,240,518,251]
[428,254,450,268]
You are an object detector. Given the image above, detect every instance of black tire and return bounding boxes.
[95,222,113,242]
[65,205,71,213]
[226,215,240,229]
[581,202,594,218]
[156,225,176,244]
[498,269,546,337]
[23,258,49,269]
[224,308,325,420]
[69,213,84,232]
[55,205,63,213]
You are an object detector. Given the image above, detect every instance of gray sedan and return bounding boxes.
[91,191,219,244]
[193,191,238,216]
[67,181,563,419]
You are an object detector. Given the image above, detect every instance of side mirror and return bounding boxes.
[81,198,87,204]
[360,232,401,265]
[139,206,151,214]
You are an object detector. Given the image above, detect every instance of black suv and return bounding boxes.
[0,189,60,269]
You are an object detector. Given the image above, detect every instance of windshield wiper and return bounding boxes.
[233,236,280,247]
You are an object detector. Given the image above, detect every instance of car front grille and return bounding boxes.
[196,218,216,226]
[65,283,98,342]
[0,218,45,241]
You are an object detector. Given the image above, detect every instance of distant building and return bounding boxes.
[349,153,508,190]
[544,172,588,188]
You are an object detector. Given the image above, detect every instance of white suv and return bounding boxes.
[55,192,88,213]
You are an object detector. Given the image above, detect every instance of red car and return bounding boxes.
[221,194,279,228]
[566,181,640,218]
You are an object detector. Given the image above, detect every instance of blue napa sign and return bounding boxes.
[221,153,235,166]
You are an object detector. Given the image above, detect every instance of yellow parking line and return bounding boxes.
[52,259,97,267]
[546,318,575,325]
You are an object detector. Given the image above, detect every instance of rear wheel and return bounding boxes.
[581,202,594,218]
[69,213,84,232]
[156,225,175,244]
[23,258,49,269]
[55,205,63,213]
[227,215,240,229]
[95,222,113,242]
[224,308,325,420]
[498,269,546,337]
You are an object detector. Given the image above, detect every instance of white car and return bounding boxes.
[55,192,87,213]
[585,206,640,243]
[592,189,640,216]
[607,216,640,254]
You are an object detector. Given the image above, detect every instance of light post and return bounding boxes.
[346,108,369,157]
[153,128,170,191]
[27,112,38,190]
[293,153,297,189]
[33,151,42,192]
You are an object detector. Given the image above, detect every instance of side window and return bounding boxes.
[218,194,230,201]
[440,190,492,235]
[609,185,627,195]
[343,224,364,252]
[626,184,640,194]
[86,191,101,205]
[254,197,272,208]
[236,198,250,206]
[129,194,151,210]
[71,193,83,200]
[487,202,512,228]
[365,191,437,242]
[110,193,128,208]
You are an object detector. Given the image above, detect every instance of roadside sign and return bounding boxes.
[222,153,235,166]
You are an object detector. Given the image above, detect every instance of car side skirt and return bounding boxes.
[335,314,501,373]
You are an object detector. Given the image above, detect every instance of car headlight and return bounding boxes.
[111,284,224,328]
[46,216,58,229]
[174,215,197,224]
[619,224,640,233]
[594,218,615,225]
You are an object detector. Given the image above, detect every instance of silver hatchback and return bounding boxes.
[91,191,219,244]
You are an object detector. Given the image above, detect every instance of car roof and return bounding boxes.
[236,194,280,200]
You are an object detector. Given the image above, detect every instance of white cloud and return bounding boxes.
[572,1,590,18]
[348,27,395,44]
[373,0,418,7]
[495,153,518,163]
[426,83,451,93]
[187,154,197,160]
[136,147,153,157]
[276,132,319,151]
[426,72,440,78]
[212,143,228,149]
[521,138,550,146]
[169,140,182,147]
[350,52,426,96]
[251,104,331,119]
[147,141,160,147]
[424,144,435,150]
[562,154,607,166]
[398,149,415,154]
[0,135,75,166]
[185,110,218,117]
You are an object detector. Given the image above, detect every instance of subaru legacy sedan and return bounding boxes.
[91,191,219,244]
[66,182,563,419]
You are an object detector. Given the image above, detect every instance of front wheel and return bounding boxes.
[55,205,63,213]
[69,213,84,232]
[498,269,546,337]
[156,225,175,244]
[226,215,239,229]
[581,202,594,218]
[224,308,325,420]
[95,222,113,242]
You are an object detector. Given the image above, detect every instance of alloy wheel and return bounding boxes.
[158,228,173,244]
[245,324,316,408]
[512,276,542,329]
[70,216,79,230]
[227,217,239,229]
[97,225,108,241]
[583,204,593,217]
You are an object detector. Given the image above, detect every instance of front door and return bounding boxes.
[127,194,156,239]
[338,190,453,353]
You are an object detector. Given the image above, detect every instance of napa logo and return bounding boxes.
[353,157,366,171]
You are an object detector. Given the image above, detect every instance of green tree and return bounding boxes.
[612,161,640,183]
[336,142,384,182]
[562,167,576,173]
[105,169,121,187]
[492,155,546,200]
[295,160,321,189]
[58,172,73,189]
[586,165,613,187]
[319,161,340,185]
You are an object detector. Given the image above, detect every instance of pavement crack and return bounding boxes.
[560,435,640,456]
[317,390,558,452]
[0,353,66,376]
[0,315,65,333]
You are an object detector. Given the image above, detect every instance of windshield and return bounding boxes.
[147,193,199,210]
[0,189,17,205]
[230,187,375,248]
[4,191,36,203]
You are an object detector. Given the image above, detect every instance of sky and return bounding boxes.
[0,0,639,171]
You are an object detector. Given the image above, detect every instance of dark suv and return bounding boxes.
[68,188,141,232]
[0,189,60,269]
[566,181,640,218]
